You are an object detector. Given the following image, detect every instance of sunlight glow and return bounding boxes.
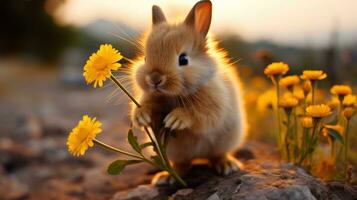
[55,0,357,47]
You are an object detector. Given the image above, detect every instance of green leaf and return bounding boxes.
[128,129,141,153]
[107,160,142,175]
[140,142,153,149]
[326,128,345,145]
[151,155,164,167]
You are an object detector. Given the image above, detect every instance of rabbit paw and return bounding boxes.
[132,107,151,127]
[212,155,242,176]
[151,171,175,186]
[164,108,192,130]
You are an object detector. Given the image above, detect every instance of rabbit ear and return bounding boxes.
[152,5,166,25]
[184,0,212,36]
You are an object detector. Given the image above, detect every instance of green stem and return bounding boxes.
[110,74,186,186]
[167,166,187,187]
[94,139,161,169]
[94,139,142,160]
[308,119,319,164]
[311,80,317,105]
[275,77,282,151]
[147,128,187,187]
[285,111,291,162]
[338,100,344,124]
[110,75,140,107]
[299,120,318,165]
[344,119,350,179]
[331,141,335,158]
[293,108,298,162]
[299,128,308,164]
[145,127,166,165]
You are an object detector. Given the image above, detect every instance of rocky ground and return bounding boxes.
[0,61,356,200]
[112,151,357,200]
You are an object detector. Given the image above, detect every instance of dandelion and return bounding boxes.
[280,75,300,90]
[301,70,326,104]
[302,80,312,95]
[327,96,340,110]
[330,85,352,97]
[257,89,277,112]
[264,62,289,77]
[301,70,327,81]
[301,117,313,128]
[306,104,332,119]
[83,44,123,88]
[279,96,299,108]
[343,107,356,119]
[67,115,102,156]
[264,62,289,153]
[343,94,356,107]
[293,87,305,101]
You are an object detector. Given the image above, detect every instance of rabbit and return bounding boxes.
[130,0,247,185]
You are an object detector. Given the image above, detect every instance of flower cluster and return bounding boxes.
[263,63,356,181]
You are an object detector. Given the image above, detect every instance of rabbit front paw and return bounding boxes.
[211,154,243,176]
[132,107,151,127]
[164,108,192,130]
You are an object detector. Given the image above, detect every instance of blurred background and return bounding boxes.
[1,0,356,199]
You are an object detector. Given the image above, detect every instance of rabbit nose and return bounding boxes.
[149,72,163,86]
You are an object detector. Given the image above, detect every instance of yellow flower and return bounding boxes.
[302,80,312,95]
[343,107,355,119]
[342,94,356,107]
[327,96,340,109]
[300,70,327,81]
[67,115,102,156]
[264,62,289,77]
[301,117,313,128]
[279,75,300,88]
[279,95,299,108]
[257,89,277,112]
[293,86,305,100]
[330,85,352,96]
[306,104,332,118]
[83,44,123,88]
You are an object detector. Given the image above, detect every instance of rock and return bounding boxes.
[172,188,194,198]
[327,182,357,200]
[111,162,357,200]
[206,193,220,200]
[112,185,160,200]
[0,138,40,172]
[0,175,29,200]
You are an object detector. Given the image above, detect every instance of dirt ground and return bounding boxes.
[0,60,157,200]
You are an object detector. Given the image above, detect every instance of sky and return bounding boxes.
[55,0,357,47]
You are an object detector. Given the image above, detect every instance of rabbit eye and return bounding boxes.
[178,53,188,66]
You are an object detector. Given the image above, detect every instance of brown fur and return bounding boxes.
[130,0,247,181]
